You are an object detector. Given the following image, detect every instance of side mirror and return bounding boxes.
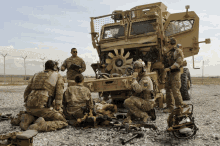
[205,38,211,44]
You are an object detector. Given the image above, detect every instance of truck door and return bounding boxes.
[164,11,199,58]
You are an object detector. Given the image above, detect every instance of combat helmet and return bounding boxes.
[133,59,146,72]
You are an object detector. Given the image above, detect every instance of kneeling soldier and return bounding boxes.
[123,59,156,124]
[20,60,68,132]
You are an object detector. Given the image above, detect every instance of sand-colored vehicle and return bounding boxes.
[68,2,210,107]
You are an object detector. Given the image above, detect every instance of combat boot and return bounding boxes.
[28,117,45,131]
[20,114,35,130]
[163,107,174,113]
[142,114,149,123]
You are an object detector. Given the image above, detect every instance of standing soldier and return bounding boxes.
[20,60,68,132]
[123,59,156,124]
[61,48,86,80]
[163,37,187,113]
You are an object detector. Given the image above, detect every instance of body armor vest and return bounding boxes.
[31,71,59,97]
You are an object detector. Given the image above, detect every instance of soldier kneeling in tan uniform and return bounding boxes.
[123,59,156,124]
[13,60,68,132]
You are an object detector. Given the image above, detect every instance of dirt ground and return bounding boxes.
[0,84,220,146]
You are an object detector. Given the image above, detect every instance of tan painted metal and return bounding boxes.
[84,2,211,106]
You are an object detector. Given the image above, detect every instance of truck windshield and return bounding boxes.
[130,19,156,35]
[103,25,127,39]
[165,20,194,36]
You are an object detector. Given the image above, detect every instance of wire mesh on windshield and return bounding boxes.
[94,16,118,36]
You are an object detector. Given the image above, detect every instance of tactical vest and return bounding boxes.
[164,48,176,67]
[31,71,59,97]
[164,47,184,69]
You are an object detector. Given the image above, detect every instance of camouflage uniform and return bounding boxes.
[63,85,93,120]
[124,72,154,120]
[23,69,67,131]
[165,47,185,109]
[61,56,86,80]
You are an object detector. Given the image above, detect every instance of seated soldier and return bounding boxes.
[63,74,94,126]
[12,60,68,132]
[123,59,156,124]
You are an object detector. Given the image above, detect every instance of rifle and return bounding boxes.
[69,64,81,73]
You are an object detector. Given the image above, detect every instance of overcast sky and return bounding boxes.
[0,0,219,77]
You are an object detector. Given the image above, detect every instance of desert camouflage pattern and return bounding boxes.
[124,72,154,119]
[166,47,184,69]
[24,69,64,108]
[165,48,185,108]
[22,69,67,132]
[61,56,86,80]
[165,72,184,108]
[64,85,93,119]
[94,99,117,118]
[28,120,68,132]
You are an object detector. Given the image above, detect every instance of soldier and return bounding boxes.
[20,60,68,132]
[123,59,156,124]
[163,37,187,113]
[61,48,86,80]
[63,74,94,125]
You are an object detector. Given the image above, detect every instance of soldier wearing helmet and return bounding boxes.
[18,60,68,132]
[163,37,187,113]
[123,59,156,124]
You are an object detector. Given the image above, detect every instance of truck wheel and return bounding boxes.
[180,68,192,100]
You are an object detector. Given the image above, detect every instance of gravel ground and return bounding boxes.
[0,84,220,146]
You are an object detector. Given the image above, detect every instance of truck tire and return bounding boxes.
[180,68,192,100]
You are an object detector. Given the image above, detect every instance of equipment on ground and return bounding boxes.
[0,114,12,122]
[167,104,199,139]
[119,132,144,145]
[0,130,38,146]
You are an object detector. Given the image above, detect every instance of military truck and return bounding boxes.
[68,2,210,107]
